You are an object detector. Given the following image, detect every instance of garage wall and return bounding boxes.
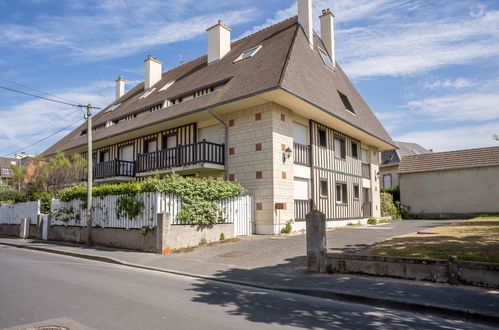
[400,166,499,214]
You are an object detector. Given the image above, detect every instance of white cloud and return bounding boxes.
[394,122,499,152]
[421,78,476,90]
[0,81,114,156]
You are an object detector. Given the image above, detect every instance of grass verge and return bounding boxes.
[362,217,499,263]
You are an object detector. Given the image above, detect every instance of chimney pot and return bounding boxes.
[115,76,125,100]
[319,7,336,67]
[207,20,232,64]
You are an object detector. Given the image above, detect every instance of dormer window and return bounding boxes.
[338,91,355,114]
[105,103,121,113]
[234,45,262,62]
[318,47,334,70]
[139,88,156,99]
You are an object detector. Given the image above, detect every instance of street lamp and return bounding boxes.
[283,147,292,163]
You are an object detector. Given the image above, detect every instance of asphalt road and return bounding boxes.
[0,246,491,330]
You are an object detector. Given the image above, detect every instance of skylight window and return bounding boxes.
[139,88,156,99]
[318,47,334,70]
[234,45,262,62]
[105,103,121,113]
[338,91,355,114]
[159,80,175,91]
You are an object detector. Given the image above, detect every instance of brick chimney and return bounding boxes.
[298,0,313,48]
[319,8,335,67]
[207,20,231,64]
[144,55,162,90]
[115,76,125,100]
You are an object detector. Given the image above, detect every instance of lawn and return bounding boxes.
[362,217,499,263]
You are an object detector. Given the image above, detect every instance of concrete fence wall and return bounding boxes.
[325,253,499,289]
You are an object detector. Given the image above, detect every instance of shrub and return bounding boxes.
[381,186,400,203]
[367,217,377,225]
[280,220,293,234]
[219,233,225,241]
[381,192,399,218]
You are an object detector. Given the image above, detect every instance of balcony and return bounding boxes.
[137,141,224,173]
[362,163,371,179]
[293,143,310,166]
[294,199,311,221]
[93,160,135,180]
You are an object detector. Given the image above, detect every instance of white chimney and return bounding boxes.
[319,8,335,67]
[207,20,231,64]
[144,55,163,90]
[298,0,313,48]
[115,76,125,100]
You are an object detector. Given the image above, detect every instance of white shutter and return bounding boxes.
[119,145,134,161]
[198,125,220,144]
[294,179,309,200]
[293,122,307,145]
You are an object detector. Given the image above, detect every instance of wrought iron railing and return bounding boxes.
[93,160,135,180]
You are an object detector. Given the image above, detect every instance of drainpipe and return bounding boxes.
[208,108,229,180]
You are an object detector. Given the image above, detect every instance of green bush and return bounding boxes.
[0,189,52,214]
[367,217,377,225]
[381,186,400,203]
[381,192,399,218]
[219,233,225,241]
[57,174,244,226]
[280,220,293,234]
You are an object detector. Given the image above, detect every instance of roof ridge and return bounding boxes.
[403,145,499,158]
[277,23,299,86]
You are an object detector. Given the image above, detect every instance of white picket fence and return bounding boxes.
[51,193,253,235]
[0,201,40,225]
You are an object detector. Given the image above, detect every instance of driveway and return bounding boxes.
[168,220,462,274]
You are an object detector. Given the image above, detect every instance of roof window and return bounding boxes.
[159,80,175,92]
[318,47,334,70]
[337,91,355,114]
[105,103,121,113]
[139,87,156,99]
[234,45,262,62]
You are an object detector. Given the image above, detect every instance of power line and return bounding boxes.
[0,85,100,109]
[5,118,84,156]
[0,78,80,105]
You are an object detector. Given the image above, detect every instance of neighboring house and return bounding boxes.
[399,146,499,215]
[0,156,18,181]
[43,0,395,234]
[379,141,430,189]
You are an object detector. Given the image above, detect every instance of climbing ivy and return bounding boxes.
[115,195,144,220]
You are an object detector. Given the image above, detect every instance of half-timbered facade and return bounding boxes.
[44,1,395,234]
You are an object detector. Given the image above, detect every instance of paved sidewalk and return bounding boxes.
[0,236,498,326]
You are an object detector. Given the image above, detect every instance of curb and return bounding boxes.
[1,241,498,326]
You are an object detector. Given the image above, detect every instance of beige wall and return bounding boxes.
[379,165,399,188]
[369,147,381,218]
[400,166,499,214]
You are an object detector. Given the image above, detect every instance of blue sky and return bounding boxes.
[0,0,498,157]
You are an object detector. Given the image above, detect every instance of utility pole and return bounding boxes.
[85,104,93,246]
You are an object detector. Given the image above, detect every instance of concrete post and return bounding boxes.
[36,214,43,240]
[306,210,327,273]
[448,255,459,285]
[156,212,171,254]
[20,218,30,239]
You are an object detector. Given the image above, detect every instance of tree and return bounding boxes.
[493,134,498,141]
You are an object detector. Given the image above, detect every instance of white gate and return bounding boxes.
[220,195,254,236]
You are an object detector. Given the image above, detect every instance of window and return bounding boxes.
[318,128,327,147]
[318,47,334,70]
[293,122,308,145]
[361,148,370,164]
[338,91,355,114]
[105,103,121,113]
[139,88,156,99]
[351,142,358,158]
[198,125,221,144]
[320,179,328,197]
[144,139,157,154]
[353,184,360,200]
[383,174,392,189]
[336,183,347,204]
[2,168,11,175]
[234,45,262,62]
[99,150,110,163]
[294,178,309,200]
[119,145,134,162]
[159,80,175,91]
[334,136,346,159]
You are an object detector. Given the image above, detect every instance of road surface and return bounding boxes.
[0,246,491,330]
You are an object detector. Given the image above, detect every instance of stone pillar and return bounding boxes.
[156,212,171,254]
[20,218,30,239]
[448,255,459,285]
[306,210,327,273]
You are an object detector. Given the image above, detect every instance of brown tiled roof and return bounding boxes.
[43,16,393,155]
[381,141,430,166]
[398,146,499,174]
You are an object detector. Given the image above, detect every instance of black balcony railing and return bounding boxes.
[294,199,311,221]
[293,143,310,166]
[362,163,371,179]
[93,160,135,180]
[137,141,224,173]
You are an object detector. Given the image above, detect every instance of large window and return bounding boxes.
[383,174,392,188]
[293,122,308,145]
[338,91,355,114]
[336,183,347,204]
[1,168,11,175]
[351,142,358,159]
[361,148,370,164]
[318,128,327,147]
[353,184,360,200]
[334,136,346,159]
[119,144,134,162]
[294,178,309,200]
